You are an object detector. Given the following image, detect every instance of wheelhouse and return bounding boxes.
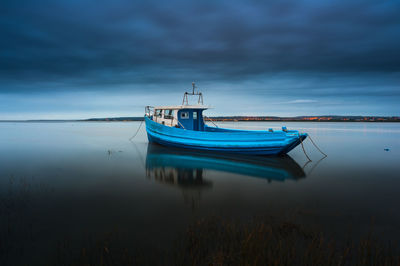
[146,105,208,131]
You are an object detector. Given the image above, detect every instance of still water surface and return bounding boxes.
[0,121,399,263]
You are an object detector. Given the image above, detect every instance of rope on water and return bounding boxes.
[308,135,327,157]
[306,154,327,176]
[299,134,312,162]
[129,119,144,141]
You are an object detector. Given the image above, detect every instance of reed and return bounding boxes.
[52,217,400,266]
[172,217,399,266]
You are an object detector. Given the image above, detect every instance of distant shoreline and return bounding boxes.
[1,115,399,123]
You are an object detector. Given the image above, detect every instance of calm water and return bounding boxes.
[1,121,400,264]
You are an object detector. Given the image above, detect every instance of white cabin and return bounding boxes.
[150,105,209,131]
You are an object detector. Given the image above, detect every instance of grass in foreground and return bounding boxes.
[53,217,400,266]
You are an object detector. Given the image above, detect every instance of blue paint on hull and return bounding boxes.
[145,116,307,155]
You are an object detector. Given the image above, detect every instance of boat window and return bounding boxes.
[164,110,174,119]
[193,112,197,119]
[180,112,189,119]
[155,109,162,118]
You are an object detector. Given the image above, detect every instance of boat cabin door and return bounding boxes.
[193,111,198,131]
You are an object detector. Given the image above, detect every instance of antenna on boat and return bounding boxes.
[182,82,204,105]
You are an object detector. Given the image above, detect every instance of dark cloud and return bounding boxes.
[1,0,400,92]
[0,0,399,118]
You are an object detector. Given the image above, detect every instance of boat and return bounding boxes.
[144,83,307,155]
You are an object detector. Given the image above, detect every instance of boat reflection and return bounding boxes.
[145,143,306,186]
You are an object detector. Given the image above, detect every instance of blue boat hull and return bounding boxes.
[145,116,307,155]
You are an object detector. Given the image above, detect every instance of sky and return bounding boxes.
[1,0,399,119]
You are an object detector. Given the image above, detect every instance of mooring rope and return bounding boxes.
[299,134,312,162]
[204,116,219,128]
[298,133,327,162]
[306,154,327,176]
[307,135,327,157]
[129,119,144,141]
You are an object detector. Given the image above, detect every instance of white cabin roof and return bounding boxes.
[153,105,210,110]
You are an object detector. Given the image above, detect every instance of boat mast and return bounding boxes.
[182,82,203,105]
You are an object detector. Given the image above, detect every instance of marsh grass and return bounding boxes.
[173,217,400,266]
[55,233,167,266]
[52,217,400,266]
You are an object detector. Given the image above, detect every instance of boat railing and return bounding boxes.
[145,105,186,129]
[145,106,154,118]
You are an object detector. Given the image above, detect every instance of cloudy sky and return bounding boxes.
[1,0,399,119]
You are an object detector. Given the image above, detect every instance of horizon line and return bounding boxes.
[1,114,400,122]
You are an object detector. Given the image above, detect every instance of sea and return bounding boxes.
[0,121,399,264]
